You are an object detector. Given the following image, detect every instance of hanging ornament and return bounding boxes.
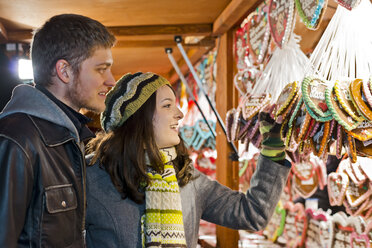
[246,6,271,64]
[268,0,296,48]
[295,0,328,30]
[335,0,362,10]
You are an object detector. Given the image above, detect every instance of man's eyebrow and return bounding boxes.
[95,62,112,67]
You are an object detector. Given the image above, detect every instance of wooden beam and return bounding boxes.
[213,0,262,36]
[115,36,215,48]
[6,23,212,43]
[0,22,8,41]
[215,30,240,248]
[109,23,212,36]
[7,30,33,42]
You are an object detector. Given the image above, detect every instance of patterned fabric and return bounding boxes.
[101,72,171,132]
[259,111,285,162]
[142,147,186,248]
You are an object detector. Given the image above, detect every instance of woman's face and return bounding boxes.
[152,85,184,148]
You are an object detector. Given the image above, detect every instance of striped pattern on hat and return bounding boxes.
[101,72,171,132]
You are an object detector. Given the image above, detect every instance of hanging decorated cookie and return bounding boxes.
[327,172,349,206]
[350,78,372,122]
[226,108,236,142]
[346,120,372,142]
[305,209,332,248]
[334,0,362,11]
[231,108,242,142]
[234,23,249,70]
[362,77,372,110]
[275,81,299,118]
[325,85,359,131]
[268,0,296,48]
[237,117,253,141]
[354,139,372,157]
[296,112,312,143]
[246,6,271,64]
[350,231,370,248]
[302,76,333,122]
[310,121,331,157]
[331,213,365,248]
[346,133,358,163]
[180,125,197,148]
[345,179,371,208]
[336,124,344,159]
[334,80,365,123]
[295,0,328,30]
[241,93,271,120]
[293,167,319,198]
[338,157,367,186]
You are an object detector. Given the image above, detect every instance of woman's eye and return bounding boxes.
[163,104,171,108]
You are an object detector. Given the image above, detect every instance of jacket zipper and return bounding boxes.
[72,140,87,245]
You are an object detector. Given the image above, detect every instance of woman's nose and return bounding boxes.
[175,107,184,120]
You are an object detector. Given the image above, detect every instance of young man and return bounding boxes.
[0,14,116,247]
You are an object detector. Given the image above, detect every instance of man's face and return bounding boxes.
[67,47,115,113]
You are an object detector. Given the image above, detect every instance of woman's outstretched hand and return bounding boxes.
[258,104,285,162]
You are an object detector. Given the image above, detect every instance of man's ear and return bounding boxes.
[55,59,71,83]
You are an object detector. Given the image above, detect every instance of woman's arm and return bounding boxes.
[196,154,290,231]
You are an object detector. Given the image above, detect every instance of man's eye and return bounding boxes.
[97,68,106,74]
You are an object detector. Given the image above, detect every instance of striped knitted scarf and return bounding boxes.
[142,147,187,248]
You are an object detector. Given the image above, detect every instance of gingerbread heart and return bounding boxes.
[246,7,271,64]
[350,79,372,122]
[233,68,259,96]
[347,120,372,142]
[292,160,315,180]
[284,202,306,247]
[293,172,319,198]
[345,179,371,208]
[295,0,328,30]
[305,208,332,248]
[234,24,249,70]
[344,197,371,216]
[335,0,362,10]
[180,125,196,148]
[302,76,333,121]
[328,172,349,206]
[294,203,307,247]
[330,212,364,248]
[350,231,370,248]
[338,157,367,186]
[358,156,372,181]
[275,81,298,117]
[241,94,271,120]
[325,85,359,131]
[334,79,365,122]
[268,0,296,48]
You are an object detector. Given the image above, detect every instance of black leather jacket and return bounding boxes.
[0,85,87,247]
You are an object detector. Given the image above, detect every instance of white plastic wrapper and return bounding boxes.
[250,34,309,102]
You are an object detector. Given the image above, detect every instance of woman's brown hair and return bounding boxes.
[86,88,193,204]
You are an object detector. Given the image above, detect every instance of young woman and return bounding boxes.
[85,72,291,248]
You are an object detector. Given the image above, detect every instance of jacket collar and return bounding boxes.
[0,84,81,143]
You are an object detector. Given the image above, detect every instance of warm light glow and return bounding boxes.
[18,59,33,80]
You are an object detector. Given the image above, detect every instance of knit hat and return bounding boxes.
[101,72,171,132]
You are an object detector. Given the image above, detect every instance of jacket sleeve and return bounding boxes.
[0,136,34,247]
[196,154,291,231]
